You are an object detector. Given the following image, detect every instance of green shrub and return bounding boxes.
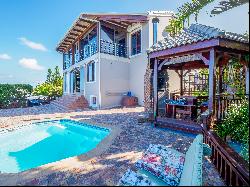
[215,99,249,161]
[0,84,33,108]
[33,66,63,100]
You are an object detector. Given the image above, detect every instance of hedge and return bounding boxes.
[0,84,33,109]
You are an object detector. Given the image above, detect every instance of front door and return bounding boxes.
[74,70,80,93]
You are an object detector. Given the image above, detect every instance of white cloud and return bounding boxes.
[0,53,12,60]
[19,37,48,51]
[19,58,45,71]
[0,74,13,79]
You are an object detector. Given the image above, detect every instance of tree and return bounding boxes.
[46,68,53,83]
[167,0,249,35]
[33,66,63,100]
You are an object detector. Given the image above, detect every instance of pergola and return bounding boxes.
[147,24,249,122]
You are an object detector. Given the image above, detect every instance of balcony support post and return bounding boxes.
[97,21,101,53]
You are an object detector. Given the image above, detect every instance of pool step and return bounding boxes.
[50,95,89,111]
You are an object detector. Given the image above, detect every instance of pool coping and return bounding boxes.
[0,117,122,185]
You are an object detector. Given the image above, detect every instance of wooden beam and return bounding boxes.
[79,17,97,24]
[98,15,148,22]
[208,48,216,114]
[174,70,181,78]
[196,53,209,65]
[158,59,170,70]
[180,69,184,96]
[76,23,88,28]
[183,69,191,77]
[149,39,220,59]
[102,20,127,29]
[153,58,158,121]
[69,32,80,37]
[219,39,249,52]
[72,44,75,65]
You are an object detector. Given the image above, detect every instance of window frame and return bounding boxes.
[130,28,142,57]
[86,61,96,83]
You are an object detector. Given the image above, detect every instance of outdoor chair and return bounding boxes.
[118,134,211,186]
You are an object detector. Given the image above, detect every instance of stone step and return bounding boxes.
[50,95,89,111]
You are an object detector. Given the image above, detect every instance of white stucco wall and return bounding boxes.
[100,54,130,108]
[83,59,100,108]
[167,70,181,98]
[128,12,173,106]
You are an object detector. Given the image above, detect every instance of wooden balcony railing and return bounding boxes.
[202,126,249,186]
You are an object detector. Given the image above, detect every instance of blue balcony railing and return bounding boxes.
[100,39,128,58]
[64,40,128,69]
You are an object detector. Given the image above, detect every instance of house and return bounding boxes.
[56,11,175,109]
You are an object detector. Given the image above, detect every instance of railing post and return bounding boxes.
[208,48,216,118]
[153,58,158,122]
[114,43,117,56]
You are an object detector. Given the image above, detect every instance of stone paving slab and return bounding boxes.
[0,106,225,186]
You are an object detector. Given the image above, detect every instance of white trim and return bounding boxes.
[100,53,130,63]
[90,95,98,107]
[86,60,97,83]
[129,52,142,59]
[63,53,99,73]
[98,21,102,109]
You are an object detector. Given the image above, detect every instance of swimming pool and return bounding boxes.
[0,119,110,173]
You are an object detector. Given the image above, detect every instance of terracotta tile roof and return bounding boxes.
[148,24,249,53]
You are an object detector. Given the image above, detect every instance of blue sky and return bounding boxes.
[0,0,249,86]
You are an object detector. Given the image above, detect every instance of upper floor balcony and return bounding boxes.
[63,39,128,70]
[63,22,131,70]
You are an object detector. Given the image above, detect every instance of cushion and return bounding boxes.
[179,134,203,186]
[135,144,185,186]
[118,169,156,186]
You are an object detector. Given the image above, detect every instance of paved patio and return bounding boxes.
[0,105,225,186]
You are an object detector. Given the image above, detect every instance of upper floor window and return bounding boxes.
[87,61,95,82]
[101,25,114,43]
[131,30,141,56]
[152,18,159,45]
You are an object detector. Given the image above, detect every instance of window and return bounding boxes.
[152,18,159,44]
[101,25,114,43]
[131,30,141,56]
[90,95,97,107]
[87,61,95,82]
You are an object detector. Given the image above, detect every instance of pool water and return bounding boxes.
[0,119,110,173]
[228,141,243,155]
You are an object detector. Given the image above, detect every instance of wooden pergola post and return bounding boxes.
[246,65,249,95]
[208,48,216,116]
[153,58,158,121]
[180,69,184,96]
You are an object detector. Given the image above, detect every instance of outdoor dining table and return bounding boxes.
[166,103,196,119]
